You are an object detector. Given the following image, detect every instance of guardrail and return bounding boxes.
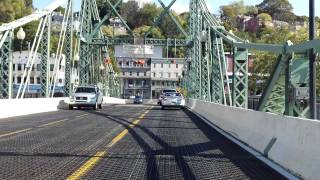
[187,99,320,180]
[0,97,126,119]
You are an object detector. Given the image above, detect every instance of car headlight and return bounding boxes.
[70,96,75,101]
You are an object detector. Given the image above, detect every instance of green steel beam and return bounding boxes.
[0,31,13,99]
[63,0,73,96]
[79,0,92,85]
[89,37,189,46]
[40,17,51,98]
[232,47,248,108]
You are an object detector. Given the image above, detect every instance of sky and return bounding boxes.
[33,0,320,17]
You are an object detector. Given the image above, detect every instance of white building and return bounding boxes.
[115,45,184,99]
[150,58,184,98]
[12,51,65,96]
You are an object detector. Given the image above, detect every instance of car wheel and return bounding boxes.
[69,105,73,110]
[93,102,97,110]
[98,104,102,109]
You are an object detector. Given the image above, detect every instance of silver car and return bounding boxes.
[69,86,103,110]
[161,92,185,109]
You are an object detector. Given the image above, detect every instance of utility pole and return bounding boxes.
[309,0,317,119]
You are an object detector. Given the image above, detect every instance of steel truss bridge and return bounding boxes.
[1,0,319,118]
[0,0,319,179]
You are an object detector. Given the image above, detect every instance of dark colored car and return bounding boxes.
[133,96,143,104]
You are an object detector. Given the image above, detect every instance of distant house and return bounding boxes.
[272,20,289,29]
[237,15,260,33]
[109,17,127,36]
[290,21,307,31]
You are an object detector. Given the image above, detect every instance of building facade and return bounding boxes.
[115,45,184,99]
[150,58,184,98]
[12,51,65,97]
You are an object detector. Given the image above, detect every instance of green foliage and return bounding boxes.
[101,25,114,37]
[257,0,295,23]
[135,3,161,27]
[0,0,32,24]
[258,13,272,23]
[120,0,139,29]
[54,6,65,14]
[133,25,163,38]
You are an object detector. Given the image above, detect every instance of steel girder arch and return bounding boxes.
[0,31,13,99]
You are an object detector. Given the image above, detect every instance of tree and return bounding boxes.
[159,12,183,38]
[54,6,65,14]
[135,3,161,27]
[257,0,295,23]
[120,0,139,29]
[258,13,272,24]
[0,0,33,24]
[220,0,249,30]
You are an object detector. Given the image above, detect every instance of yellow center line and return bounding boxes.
[67,109,150,179]
[67,151,106,180]
[37,119,68,128]
[0,128,32,138]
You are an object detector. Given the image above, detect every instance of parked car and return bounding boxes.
[69,86,103,110]
[161,92,185,109]
[133,96,143,104]
[158,89,177,105]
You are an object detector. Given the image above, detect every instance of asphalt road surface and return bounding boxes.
[0,105,286,179]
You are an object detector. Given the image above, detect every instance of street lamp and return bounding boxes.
[17,27,26,53]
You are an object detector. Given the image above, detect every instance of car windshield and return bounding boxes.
[165,93,181,97]
[163,90,176,93]
[75,87,96,93]
[135,96,142,99]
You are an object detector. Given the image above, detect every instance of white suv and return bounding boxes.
[69,86,103,110]
[158,89,177,105]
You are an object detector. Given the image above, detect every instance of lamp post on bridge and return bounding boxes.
[309,0,317,119]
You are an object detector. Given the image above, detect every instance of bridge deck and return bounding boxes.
[0,105,285,179]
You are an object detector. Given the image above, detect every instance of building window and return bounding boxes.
[37,77,40,84]
[31,65,35,71]
[162,81,165,86]
[18,64,22,71]
[175,73,178,78]
[161,63,163,68]
[129,71,132,76]
[153,72,156,77]
[123,72,125,76]
[160,72,163,78]
[17,77,21,83]
[13,64,16,71]
[30,77,35,84]
[152,81,155,86]
[36,64,41,71]
[176,64,178,68]
[137,72,139,76]
[168,72,171,78]
[144,72,147,76]
[58,79,63,83]
[50,64,54,71]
